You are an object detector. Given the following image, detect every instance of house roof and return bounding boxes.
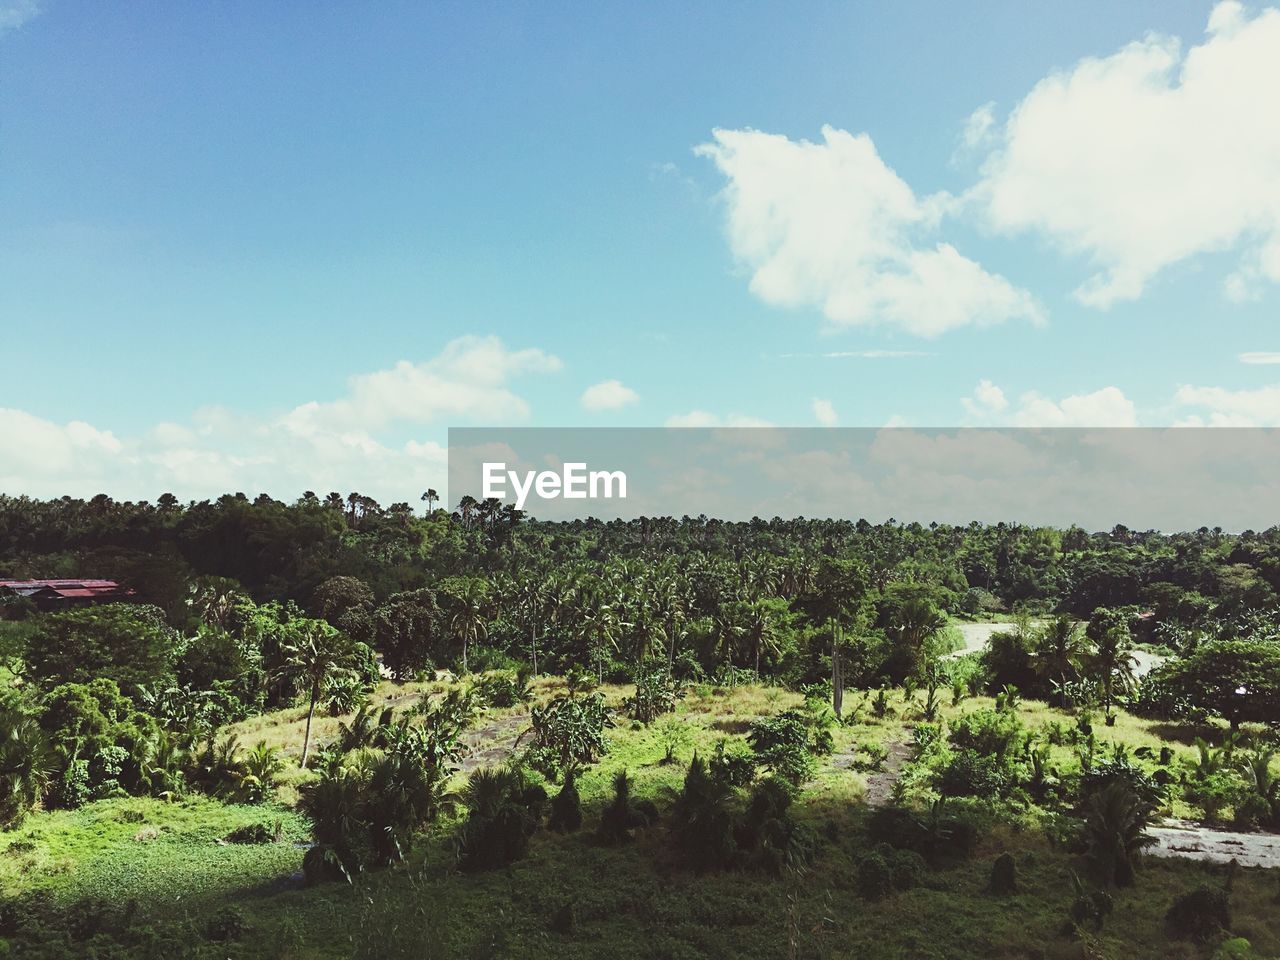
[0,579,132,600]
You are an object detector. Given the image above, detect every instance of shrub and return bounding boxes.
[597,770,651,845]
[548,770,582,832]
[935,748,1010,798]
[671,755,737,872]
[889,848,926,891]
[625,665,681,724]
[709,739,757,787]
[1166,887,1231,943]
[476,670,532,709]
[205,906,247,942]
[989,852,1016,894]
[224,820,283,844]
[456,767,547,871]
[528,692,613,777]
[748,710,815,786]
[736,777,811,876]
[856,851,894,900]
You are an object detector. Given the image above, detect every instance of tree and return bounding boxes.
[1083,782,1157,888]
[1153,637,1280,728]
[1035,615,1086,703]
[443,578,489,674]
[279,619,353,768]
[24,604,178,698]
[0,703,54,828]
[310,576,375,644]
[1087,608,1136,723]
[420,489,439,513]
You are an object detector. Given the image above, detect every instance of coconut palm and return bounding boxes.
[1083,782,1157,887]
[280,619,353,768]
[446,577,490,674]
[1035,615,1086,702]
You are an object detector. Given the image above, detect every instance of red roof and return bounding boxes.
[0,579,133,600]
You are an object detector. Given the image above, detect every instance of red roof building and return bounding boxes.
[0,579,134,610]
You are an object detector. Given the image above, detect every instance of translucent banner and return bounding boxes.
[447,427,1280,530]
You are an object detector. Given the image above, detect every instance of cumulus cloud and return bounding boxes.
[0,1,40,35]
[962,381,1138,427]
[580,379,640,412]
[974,1,1280,306]
[665,410,775,428]
[1173,383,1280,426]
[812,398,838,427]
[0,336,558,505]
[962,379,1008,417]
[282,335,560,435]
[696,125,1043,336]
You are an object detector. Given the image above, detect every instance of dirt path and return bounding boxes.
[1148,819,1280,870]
[857,740,912,806]
[458,712,529,773]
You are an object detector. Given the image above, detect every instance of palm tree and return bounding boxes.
[0,706,53,828]
[741,600,782,675]
[1240,748,1280,826]
[1035,615,1086,702]
[447,577,489,674]
[1088,618,1137,723]
[420,489,439,512]
[1083,782,1157,887]
[280,619,353,768]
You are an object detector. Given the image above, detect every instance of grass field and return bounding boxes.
[4,680,1279,959]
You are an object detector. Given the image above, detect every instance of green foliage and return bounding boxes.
[528,691,613,777]
[1082,782,1158,888]
[747,709,817,786]
[25,604,178,699]
[0,702,53,828]
[547,769,582,832]
[1153,637,1280,727]
[1166,886,1232,943]
[597,770,654,845]
[455,767,546,871]
[624,664,681,724]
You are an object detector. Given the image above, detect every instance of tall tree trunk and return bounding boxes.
[301,687,318,768]
[531,625,538,677]
[832,621,844,720]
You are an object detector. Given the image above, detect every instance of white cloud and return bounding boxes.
[0,336,558,505]
[812,398,838,427]
[1173,383,1280,426]
[665,410,774,428]
[281,335,560,435]
[580,379,640,412]
[1239,352,1280,365]
[957,101,993,152]
[974,2,1280,306]
[962,381,1138,427]
[696,125,1043,337]
[0,1,40,35]
[962,379,1008,417]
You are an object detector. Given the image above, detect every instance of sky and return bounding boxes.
[2,1,1280,505]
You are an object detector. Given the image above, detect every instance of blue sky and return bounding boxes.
[2,1,1280,503]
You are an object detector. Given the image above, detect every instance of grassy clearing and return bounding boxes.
[6,681,1280,959]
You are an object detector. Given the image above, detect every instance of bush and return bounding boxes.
[476,670,532,709]
[748,710,815,786]
[989,852,1016,894]
[709,739,757,787]
[625,665,681,724]
[1166,887,1231,943]
[528,692,613,777]
[456,767,547,871]
[856,851,894,900]
[548,770,582,832]
[205,906,247,942]
[889,848,926,891]
[671,755,737,872]
[597,770,651,845]
[224,821,283,845]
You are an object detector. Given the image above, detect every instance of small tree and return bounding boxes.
[279,619,353,768]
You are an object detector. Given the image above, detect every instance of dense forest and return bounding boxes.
[3,490,1280,958]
